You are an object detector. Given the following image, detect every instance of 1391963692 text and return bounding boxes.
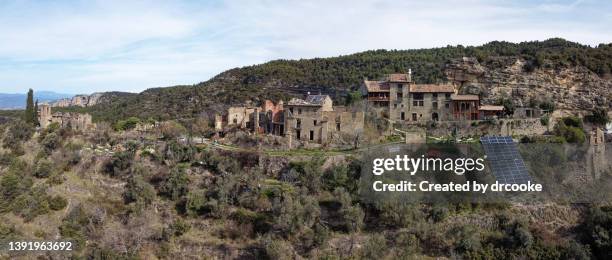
[5,241,73,251]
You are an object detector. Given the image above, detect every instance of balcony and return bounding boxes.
[368,96,390,101]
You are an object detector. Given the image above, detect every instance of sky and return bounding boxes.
[0,0,611,94]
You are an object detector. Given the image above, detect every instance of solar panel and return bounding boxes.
[480,136,531,184]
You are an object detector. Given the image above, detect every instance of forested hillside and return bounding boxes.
[80,38,612,122]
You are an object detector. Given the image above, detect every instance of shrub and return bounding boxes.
[185,189,208,216]
[114,117,140,131]
[562,116,583,128]
[34,159,53,178]
[430,206,450,223]
[49,195,68,211]
[104,151,133,177]
[161,167,189,201]
[586,107,609,125]
[11,185,50,221]
[360,234,389,259]
[581,206,612,259]
[540,115,550,126]
[41,132,60,154]
[262,235,295,260]
[553,120,585,143]
[2,120,34,153]
[170,219,190,237]
[123,173,156,210]
[59,205,90,249]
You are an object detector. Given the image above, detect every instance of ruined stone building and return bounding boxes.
[38,103,95,130]
[215,95,364,145]
[284,95,364,143]
[363,73,504,122]
[220,100,285,135]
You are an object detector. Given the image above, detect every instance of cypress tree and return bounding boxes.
[24,89,35,124]
[34,99,39,126]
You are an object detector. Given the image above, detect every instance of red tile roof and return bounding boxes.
[409,84,455,93]
[364,80,390,92]
[386,73,411,82]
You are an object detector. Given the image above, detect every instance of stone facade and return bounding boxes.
[38,103,95,130]
[216,95,364,146]
[363,73,513,123]
[284,95,364,144]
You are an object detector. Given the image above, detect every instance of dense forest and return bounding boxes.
[60,38,612,122]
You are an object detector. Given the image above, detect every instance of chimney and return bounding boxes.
[408,68,412,77]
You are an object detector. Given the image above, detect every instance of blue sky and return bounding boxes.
[0,0,610,94]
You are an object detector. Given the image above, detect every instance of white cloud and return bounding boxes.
[0,0,610,94]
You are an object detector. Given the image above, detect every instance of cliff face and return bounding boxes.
[445,57,612,111]
[51,92,109,107]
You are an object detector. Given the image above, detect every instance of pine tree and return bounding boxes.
[24,89,35,124]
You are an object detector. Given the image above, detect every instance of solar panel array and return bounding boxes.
[480,136,531,184]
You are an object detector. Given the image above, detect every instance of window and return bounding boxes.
[412,93,424,106]
[313,120,317,125]
[289,108,294,114]
[296,119,301,128]
[445,102,450,109]
[412,113,417,121]
[398,84,403,90]
[401,112,405,120]
[432,102,438,109]
[394,104,398,108]
[445,93,451,100]
[296,130,300,139]
[336,122,341,131]
[309,130,314,141]
[298,108,302,115]
[432,93,438,99]
[397,92,402,99]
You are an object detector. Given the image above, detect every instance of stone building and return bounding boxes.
[406,84,455,122]
[227,106,258,129]
[220,100,285,134]
[451,94,480,120]
[260,100,285,135]
[513,107,543,119]
[362,73,460,122]
[362,72,524,122]
[284,95,364,144]
[479,105,505,119]
[38,103,95,130]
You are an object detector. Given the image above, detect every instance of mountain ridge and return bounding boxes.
[59,38,612,121]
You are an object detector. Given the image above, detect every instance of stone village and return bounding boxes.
[38,70,609,150]
[209,71,555,147]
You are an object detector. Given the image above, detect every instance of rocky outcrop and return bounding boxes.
[445,57,612,112]
[51,92,105,107]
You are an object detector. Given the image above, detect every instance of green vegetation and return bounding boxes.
[553,116,586,143]
[23,89,37,125]
[585,107,610,125]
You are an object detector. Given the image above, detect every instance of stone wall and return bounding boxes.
[429,118,549,138]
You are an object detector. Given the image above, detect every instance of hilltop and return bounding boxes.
[69,38,612,122]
